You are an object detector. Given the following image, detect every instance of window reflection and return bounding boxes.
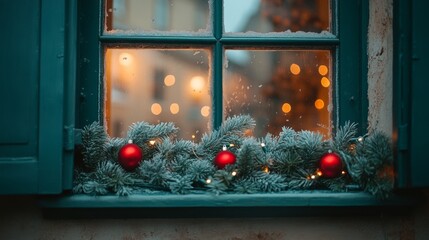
[224,0,330,33]
[105,48,211,140]
[224,50,331,137]
[105,0,210,33]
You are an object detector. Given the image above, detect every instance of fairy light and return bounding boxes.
[316,170,323,177]
[206,178,212,184]
[310,175,316,180]
[229,143,235,147]
[260,142,266,147]
[231,171,237,176]
[358,137,364,142]
[262,166,270,173]
[149,140,156,145]
[341,170,347,175]
[192,134,196,140]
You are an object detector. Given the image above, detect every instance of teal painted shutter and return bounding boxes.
[394,0,429,187]
[0,0,74,194]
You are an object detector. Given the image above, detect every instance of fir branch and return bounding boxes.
[138,155,169,187]
[95,161,135,195]
[271,150,304,175]
[81,122,108,169]
[158,138,195,161]
[167,174,193,194]
[169,155,193,175]
[213,167,236,188]
[127,122,178,146]
[286,168,317,190]
[185,159,216,183]
[105,137,127,162]
[82,181,108,195]
[197,115,255,157]
[333,121,358,152]
[207,179,228,195]
[277,127,297,148]
[233,178,259,194]
[252,172,287,192]
[236,138,265,176]
[295,130,325,167]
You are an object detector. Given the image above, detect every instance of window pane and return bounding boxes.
[224,49,331,137]
[105,0,210,34]
[105,48,211,140]
[224,0,330,33]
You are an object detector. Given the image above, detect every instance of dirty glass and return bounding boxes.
[224,49,332,137]
[224,0,330,33]
[105,0,210,34]
[104,48,211,140]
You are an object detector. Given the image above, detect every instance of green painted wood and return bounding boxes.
[220,37,339,46]
[409,0,429,187]
[0,0,39,155]
[0,0,42,194]
[40,192,420,209]
[0,0,70,194]
[76,0,103,127]
[100,35,217,44]
[393,0,412,187]
[62,0,78,190]
[337,0,368,133]
[394,0,429,188]
[38,0,67,194]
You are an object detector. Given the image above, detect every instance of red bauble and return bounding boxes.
[319,152,343,178]
[118,142,143,171]
[214,150,237,169]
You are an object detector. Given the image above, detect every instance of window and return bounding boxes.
[78,0,366,140]
[1,0,427,212]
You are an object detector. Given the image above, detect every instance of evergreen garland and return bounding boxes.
[73,115,394,198]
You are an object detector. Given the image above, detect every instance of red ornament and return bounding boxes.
[118,141,143,171]
[319,152,343,178]
[214,147,237,169]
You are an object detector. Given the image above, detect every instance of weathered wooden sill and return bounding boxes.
[39,191,422,218]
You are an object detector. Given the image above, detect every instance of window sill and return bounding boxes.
[39,191,423,218]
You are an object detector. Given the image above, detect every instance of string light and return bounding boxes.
[260,142,266,147]
[316,170,323,177]
[341,170,347,175]
[262,166,270,173]
[231,171,237,176]
[229,143,235,147]
[149,140,156,145]
[206,178,212,184]
[358,137,364,142]
[310,175,316,180]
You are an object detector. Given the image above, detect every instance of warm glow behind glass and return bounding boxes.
[224,49,332,137]
[224,0,331,33]
[105,0,210,34]
[105,48,211,140]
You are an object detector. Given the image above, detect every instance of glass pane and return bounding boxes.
[224,0,330,33]
[224,49,332,138]
[105,48,211,140]
[105,0,210,34]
